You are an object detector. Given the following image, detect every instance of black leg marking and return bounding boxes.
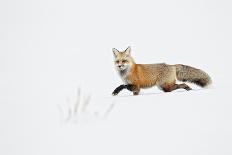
[112,84,141,96]
[126,84,136,91]
[112,85,126,96]
[179,83,192,91]
[126,84,140,95]
[162,83,192,92]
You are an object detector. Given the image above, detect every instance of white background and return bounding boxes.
[0,0,232,154]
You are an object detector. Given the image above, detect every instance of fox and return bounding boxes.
[112,46,212,96]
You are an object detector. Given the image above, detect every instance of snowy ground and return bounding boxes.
[1,0,232,154]
[0,86,232,155]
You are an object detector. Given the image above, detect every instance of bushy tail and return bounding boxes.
[175,64,212,87]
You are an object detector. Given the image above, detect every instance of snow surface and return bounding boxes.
[1,0,232,154]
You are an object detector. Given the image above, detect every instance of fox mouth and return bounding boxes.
[118,66,124,70]
[117,65,126,70]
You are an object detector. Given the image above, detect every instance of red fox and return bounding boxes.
[112,47,212,96]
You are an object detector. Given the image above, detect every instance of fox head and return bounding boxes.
[112,46,135,72]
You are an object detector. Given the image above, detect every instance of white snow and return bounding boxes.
[0,0,232,154]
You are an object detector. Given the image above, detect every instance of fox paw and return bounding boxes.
[112,92,118,96]
[133,91,139,95]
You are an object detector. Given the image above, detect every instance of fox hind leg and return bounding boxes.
[161,83,192,92]
[178,83,192,91]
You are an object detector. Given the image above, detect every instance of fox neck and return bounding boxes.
[119,68,129,77]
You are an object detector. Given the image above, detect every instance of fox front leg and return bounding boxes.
[126,85,140,95]
[112,84,127,96]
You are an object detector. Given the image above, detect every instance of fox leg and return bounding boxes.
[112,85,127,96]
[178,83,192,91]
[161,83,192,92]
[126,85,140,95]
[112,84,141,96]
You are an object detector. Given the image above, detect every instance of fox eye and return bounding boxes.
[122,60,127,63]
[115,60,119,63]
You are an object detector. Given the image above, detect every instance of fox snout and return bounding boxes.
[116,63,126,70]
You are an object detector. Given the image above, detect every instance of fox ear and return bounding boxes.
[112,48,119,57]
[125,46,131,55]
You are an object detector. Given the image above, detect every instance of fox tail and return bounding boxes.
[175,64,212,87]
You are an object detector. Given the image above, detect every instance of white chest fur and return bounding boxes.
[117,69,132,84]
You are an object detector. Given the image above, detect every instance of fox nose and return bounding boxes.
[118,65,123,68]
